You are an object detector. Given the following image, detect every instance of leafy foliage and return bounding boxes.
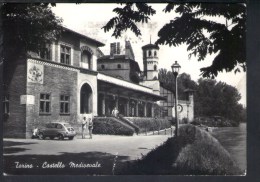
[2,3,63,61]
[102,3,156,38]
[195,78,245,123]
[104,3,246,78]
[159,69,197,100]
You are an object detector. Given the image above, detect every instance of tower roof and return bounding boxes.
[142,44,159,50]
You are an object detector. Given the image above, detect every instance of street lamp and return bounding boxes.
[171,61,181,137]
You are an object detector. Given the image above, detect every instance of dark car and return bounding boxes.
[38,122,77,140]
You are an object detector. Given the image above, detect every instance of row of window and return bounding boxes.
[39,44,92,68]
[143,50,157,57]
[40,94,70,114]
[3,94,71,115]
[100,64,121,70]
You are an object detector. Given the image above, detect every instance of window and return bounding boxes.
[60,95,70,114]
[39,94,51,114]
[3,94,9,114]
[154,65,157,71]
[60,45,71,65]
[40,44,52,60]
[117,64,121,69]
[154,51,157,57]
[56,124,63,129]
[101,65,105,69]
[148,50,152,57]
[81,50,92,69]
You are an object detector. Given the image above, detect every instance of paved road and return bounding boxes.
[4,134,170,161]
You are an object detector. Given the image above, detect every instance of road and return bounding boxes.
[4,134,170,161]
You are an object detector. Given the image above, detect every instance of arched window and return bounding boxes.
[117,64,121,69]
[148,50,152,57]
[154,51,157,57]
[101,65,105,69]
[154,65,157,71]
[80,83,93,113]
[81,50,92,69]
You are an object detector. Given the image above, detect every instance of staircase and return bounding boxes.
[118,116,140,134]
[110,117,136,133]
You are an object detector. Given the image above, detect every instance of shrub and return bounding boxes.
[125,117,171,133]
[119,124,242,175]
[93,117,134,136]
[192,117,239,127]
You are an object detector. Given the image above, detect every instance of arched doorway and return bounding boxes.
[80,83,93,113]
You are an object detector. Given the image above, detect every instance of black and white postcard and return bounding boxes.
[1,2,249,177]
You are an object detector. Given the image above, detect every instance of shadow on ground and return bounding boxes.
[4,141,37,147]
[4,151,130,175]
[4,147,30,154]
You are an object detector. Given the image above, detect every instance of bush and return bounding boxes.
[192,116,239,127]
[119,124,242,175]
[125,117,171,133]
[93,117,134,136]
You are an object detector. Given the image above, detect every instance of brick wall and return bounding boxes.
[26,61,78,138]
[3,59,27,138]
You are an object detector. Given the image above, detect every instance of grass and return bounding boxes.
[119,124,242,175]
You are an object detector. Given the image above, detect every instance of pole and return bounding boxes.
[174,74,179,137]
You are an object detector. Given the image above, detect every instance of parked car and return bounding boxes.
[38,122,77,140]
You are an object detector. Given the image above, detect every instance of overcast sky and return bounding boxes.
[52,3,246,106]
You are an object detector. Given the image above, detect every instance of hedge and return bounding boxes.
[125,117,171,133]
[119,124,242,175]
[192,117,239,127]
[93,117,134,136]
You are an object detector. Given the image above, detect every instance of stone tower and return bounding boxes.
[142,43,159,80]
[140,42,160,95]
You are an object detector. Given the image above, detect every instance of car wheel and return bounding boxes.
[68,136,74,140]
[58,134,64,140]
[38,133,45,140]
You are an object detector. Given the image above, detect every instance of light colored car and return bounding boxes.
[38,122,77,140]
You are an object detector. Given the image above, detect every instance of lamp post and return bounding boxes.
[171,61,181,137]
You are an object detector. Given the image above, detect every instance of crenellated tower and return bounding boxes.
[142,43,159,80]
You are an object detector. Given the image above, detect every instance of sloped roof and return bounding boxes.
[142,44,159,50]
[63,27,105,47]
[98,73,166,101]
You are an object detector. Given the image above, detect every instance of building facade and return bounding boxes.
[3,27,194,138]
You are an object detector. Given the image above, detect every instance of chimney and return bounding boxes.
[116,42,120,54]
[110,42,116,58]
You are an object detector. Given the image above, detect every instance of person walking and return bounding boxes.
[88,116,94,139]
[82,117,87,139]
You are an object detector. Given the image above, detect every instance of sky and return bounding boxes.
[52,3,246,106]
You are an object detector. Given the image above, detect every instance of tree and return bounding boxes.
[103,3,246,78]
[158,69,197,100]
[195,78,245,123]
[2,3,63,62]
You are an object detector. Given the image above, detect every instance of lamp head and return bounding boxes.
[171,61,181,76]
